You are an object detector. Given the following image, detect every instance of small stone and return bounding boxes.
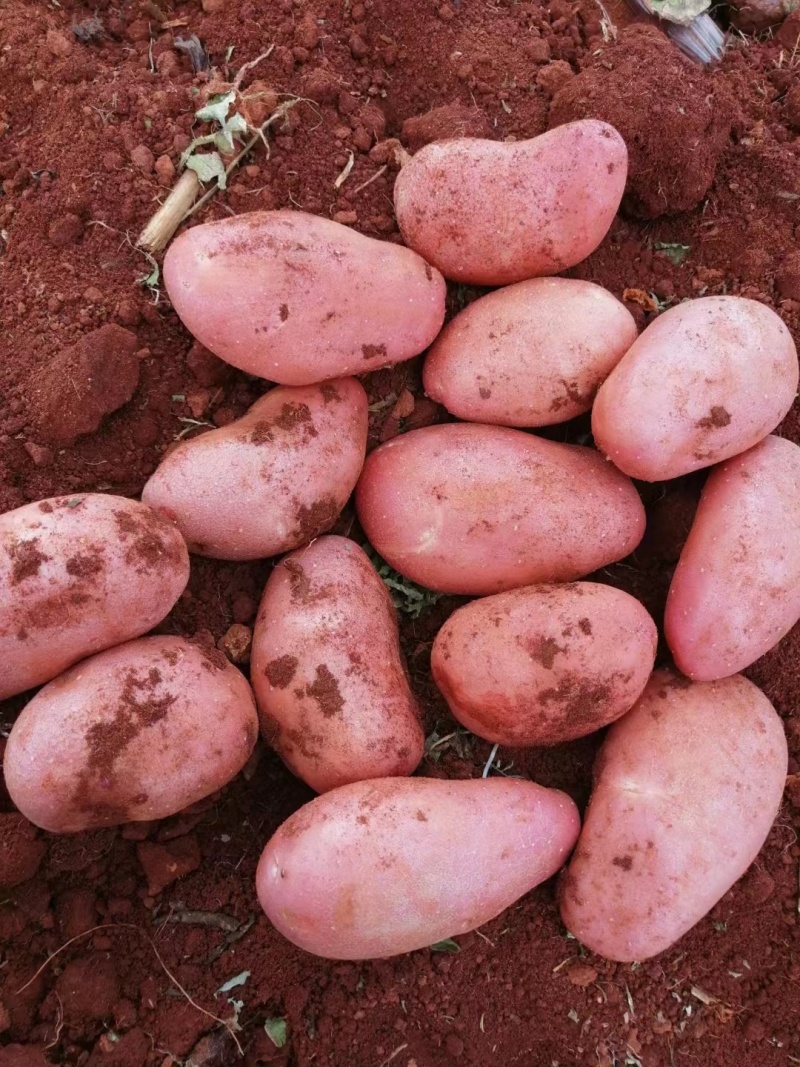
[776,8,800,46]
[535,60,575,97]
[525,37,551,63]
[566,962,598,987]
[402,103,491,152]
[46,29,74,57]
[217,624,252,664]
[136,836,201,895]
[352,125,373,152]
[32,323,140,446]
[333,210,358,225]
[126,18,151,41]
[295,13,320,49]
[186,340,231,386]
[154,154,175,186]
[0,814,47,888]
[186,390,210,417]
[349,33,369,59]
[83,286,104,304]
[156,49,180,76]
[338,90,360,116]
[23,441,54,467]
[301,68,340,103]
[130,144,155,173]
[48,213,84,248]
[115,298,140,327]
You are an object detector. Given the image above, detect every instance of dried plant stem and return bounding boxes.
[16,921,244,1057]
[137,170,201,253]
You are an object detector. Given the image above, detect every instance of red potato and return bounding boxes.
[355,424,645,596]
[256,777,580,959]
[592,296,798,481]
[559,670,787,962]
[252,536,424,792]
[665,435,800,681]
[0,495,189,702]
[432,583,657,746]
[142,380,367,560]
[4,636,258,833]
[423,278,638,427]
[393,121,627,286]
[164,210,446,385]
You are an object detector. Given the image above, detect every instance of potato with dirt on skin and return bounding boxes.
[252,536,424,793]
[142,379,367,561]
[665,435,800,681]
[432,583,657,746]
[164,210,447,385]
[592,296,799,481]
[0,494,189,702]
[4,636,258,834]
[355,424,645,596]
[559,670,788,962]
[256,777,580,959]
[423,278,638,427]
[393,120,628,286]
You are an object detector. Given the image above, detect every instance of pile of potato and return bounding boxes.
[3,121,799,965]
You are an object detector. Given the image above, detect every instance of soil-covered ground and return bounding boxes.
[2,0,800,1064]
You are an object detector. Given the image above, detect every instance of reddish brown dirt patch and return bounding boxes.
[1,1,800,1065]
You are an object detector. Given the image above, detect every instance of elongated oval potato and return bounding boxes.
[164,210,446,385]
[252,536,424,792]
[559,670,787,962]
[665,435,800,681]
[0,495,189,702]
[592,296,798,481]
[256,777,580,959]
[393,121,627,286]
[423,278,638,426]
[142,380,367,560]
[4,636,258,833]
[355,424,645,596]
[432,583,657,745]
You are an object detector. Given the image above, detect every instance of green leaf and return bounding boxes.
[138,262,160,290]
[264,1017,288,1048]
[66,498,82,508]
[196,89,237,126]
[364,545,442,618]
[653,241,691,266]
[215,970,250,995]
[430,938,460,954]
[185,152,227,190]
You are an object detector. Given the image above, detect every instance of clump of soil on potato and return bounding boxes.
[1,0,800,1065]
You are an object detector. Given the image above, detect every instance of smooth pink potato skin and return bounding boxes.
[256,777,580,959]
[559,670,788,962]
[592,296,798,481]
[0,495,189,701]
[163,210,446,385]
[393,121,627,286]
[423,278,638,427]
[355,424,645,596]
[665,435,800,681]
[431,583,657,746]
[142,380,367,561]
[4,636,258,833]
[251,536,424,792]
